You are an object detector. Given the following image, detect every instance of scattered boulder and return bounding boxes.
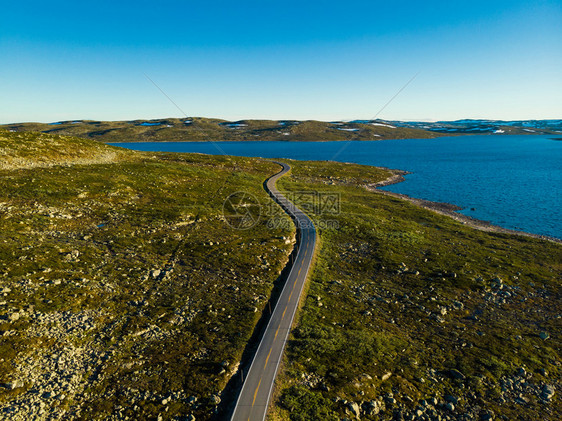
[491,277,503,289]
[480,411,495,420]
[362,399,383,416]
[448,369,466,380]
[541,384,555,401]
[381,372,392,381]
[0,380,24,390]
[444,394,459,404]
[8,312,21,322]
[347,401,360,417]
[539,331,550,340]
[452,300,464,310]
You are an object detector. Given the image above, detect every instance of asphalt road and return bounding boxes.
[231,161,317,421]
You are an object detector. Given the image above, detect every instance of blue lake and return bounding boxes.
[110,135,562,240]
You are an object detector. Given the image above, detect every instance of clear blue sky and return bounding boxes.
[1,0,561,123]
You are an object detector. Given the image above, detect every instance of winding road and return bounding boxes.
[231,162,317,421]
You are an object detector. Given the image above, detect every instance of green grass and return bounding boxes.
[0,130,295,420]
[272,159,561,420]
[1,130,560,420]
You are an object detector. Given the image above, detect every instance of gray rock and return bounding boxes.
[541,384,555,401]
[363,399,383,416]
[444,395,458,404]
[445,402,455,411]
[480,410,495,420]
[381,372,392,381]
[452,300,464,310]
[209,394,221,405]
[448,369,465,380]
[491,277,503,287]
[347,401,360,416]
[8,312,20,322]
[318,382,330,392]
[1,380,24,390]
[539,331,550,340]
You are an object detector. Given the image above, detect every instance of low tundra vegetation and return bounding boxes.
[0,130,294,420]
[273,159,561,421]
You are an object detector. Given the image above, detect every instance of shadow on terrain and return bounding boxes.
[215,172,303,420]
[216,233,301,420]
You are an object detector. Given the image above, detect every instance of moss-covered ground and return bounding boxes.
[1,130,560,420]
[0,130,294,419]
[273,160,561,421]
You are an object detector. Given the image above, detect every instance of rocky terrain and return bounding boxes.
[0,130,299,420]
[1,130,559,420]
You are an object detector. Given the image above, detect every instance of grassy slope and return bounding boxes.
[2,118,444,143]
[0,131,131,170]
[0,130,294,420]
[1,130,560,420]
[273,160,561,421]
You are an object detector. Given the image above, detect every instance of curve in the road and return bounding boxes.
[230,161,317,421]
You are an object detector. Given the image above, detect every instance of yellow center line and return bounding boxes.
[252,379,262,406]
[265,348,272,367]
[274,326,280,338]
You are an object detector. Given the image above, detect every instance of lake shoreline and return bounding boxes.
[107,135,562,241]
[366,172,562,244]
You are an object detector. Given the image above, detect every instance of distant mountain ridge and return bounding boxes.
[0,118,444,142]
[2,118,560,142]
[388,119,562,135]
